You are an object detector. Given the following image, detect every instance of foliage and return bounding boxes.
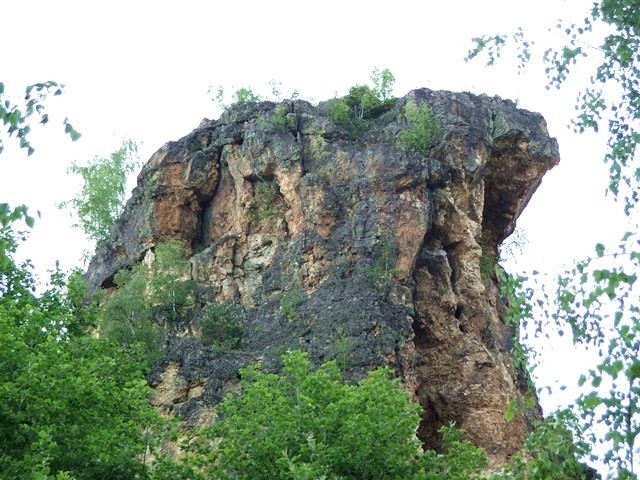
[249,181,278,222]
[496,411,594,480]
[102,239,195,358]
[59,139,139,248]
[232,87,262,105]
[279,289,305,321]
[0,217,166,479]
[149,239,196,329]
[422,424,488,479]
[102,264,164,364]
[198,302,243,352]
[211,86,263,111]
[368,234,402,284]
[370,67,396,101]
[467,2,640,476]
[271,105,296,131]
[498,269,535,380]
[211,81,299,114]
[466,2,640,214]
[326,68,396,138]
[480,250,498,284]
[0,81,80,156]
[550,239,640,477]
[398,99,441,155]
[188,350,429,480]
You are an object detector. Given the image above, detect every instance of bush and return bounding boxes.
[398,99,441,155]
[496,410,594,480]
[326,68,396,138]
[249,182,278,222]
[102,265,164,364]
[279,289,305,321]
[192,350,428,480]
[232,87,261,105]
[199,302,243,351]
[422,424,488,479]
[271,105,296,131]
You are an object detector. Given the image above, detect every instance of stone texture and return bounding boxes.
[87,88,559,467]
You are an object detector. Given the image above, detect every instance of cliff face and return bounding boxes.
[87,88,559,466]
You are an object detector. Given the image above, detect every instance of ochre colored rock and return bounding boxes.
[87,89,559,467]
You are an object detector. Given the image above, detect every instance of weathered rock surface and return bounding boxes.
[87,88,559,466]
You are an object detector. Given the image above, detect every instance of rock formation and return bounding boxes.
[86,88,559,467]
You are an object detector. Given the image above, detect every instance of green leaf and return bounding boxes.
[626,361,640,381]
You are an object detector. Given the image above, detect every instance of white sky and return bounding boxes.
[1,0,630,445]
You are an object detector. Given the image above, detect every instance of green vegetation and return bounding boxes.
[398,99,441,155]
[102,264,164,364]
[7,39,639,476]
[467,2,640,476]
[326,68,396,138]
[368,234,403,284]
[0,81,80,156]
[333,325,354,371]
[271,105,296,131]
[59,139,139,248]
[149,239,196,328]
[232,87,261,105]
[503,411,594,480]
[184,350,486,480]
[279,289,305,321]
[102,239,196,354]
[479,250,498,284]
[161,350,589,479]
[211,86,262,111]
[199,302,243,352]
[0,211,168,479]
[249,181,278,222]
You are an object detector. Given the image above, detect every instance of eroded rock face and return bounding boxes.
[87,88,558,466]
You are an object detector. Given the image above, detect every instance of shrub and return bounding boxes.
[102,265,164,364]
[149,239,196,327]
[326,68,396,138]
[495,410,594,480]
[193,350,428,480]
[422,424,488,479]
[279,289,305,321]
[399,99,441,155]
[271,105,296,131]
[199,302,243,351]
[249,181,278,222]
[368,234,403,284]
[232,87,261,105]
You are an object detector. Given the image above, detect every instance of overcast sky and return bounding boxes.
[1,0,628,421]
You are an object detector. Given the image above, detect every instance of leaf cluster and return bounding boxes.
[249,181,279,222]
[198,302,243,352]
[398,99,441,155]
[60,139,139,248]
[279,289,305,321]
[325,68,396,138]
[0,81,80,156]
[185,350,488,480]
[102,239,197,357]
[0,218,167,479]
[368,234,403,284]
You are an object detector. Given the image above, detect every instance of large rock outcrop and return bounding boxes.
[87,88,559,466]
